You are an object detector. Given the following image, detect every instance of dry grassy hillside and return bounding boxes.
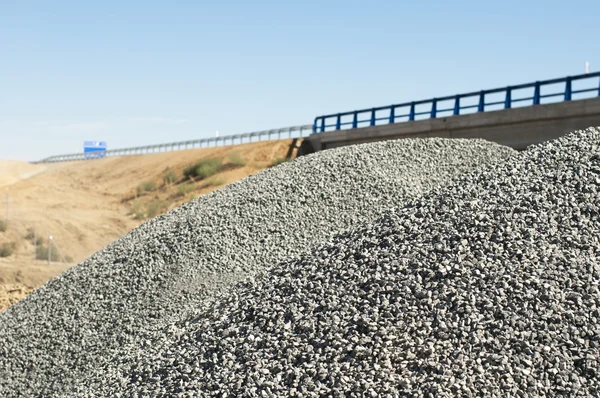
[0,139,299,310]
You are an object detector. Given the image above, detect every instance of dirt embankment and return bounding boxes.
[0,139,300,310]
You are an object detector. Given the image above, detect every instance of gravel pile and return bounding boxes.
[96,128,599,397]
[0,138,514,396]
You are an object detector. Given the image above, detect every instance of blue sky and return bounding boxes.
[1,0,598,161]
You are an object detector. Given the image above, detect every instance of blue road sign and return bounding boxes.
[84,141,107,159]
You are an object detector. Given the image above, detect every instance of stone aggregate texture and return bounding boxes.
[100,128,600,397]
[0,138,515,396]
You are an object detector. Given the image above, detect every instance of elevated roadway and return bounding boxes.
[304,96,600,152]
[305,72,600,152]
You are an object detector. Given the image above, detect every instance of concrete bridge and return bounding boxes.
[304,72,600,152]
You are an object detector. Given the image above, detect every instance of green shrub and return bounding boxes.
[183,165,195,179]
[0,242,14,257]
[0,220,7,232]
[196,162,220,179]
[177,183,195,197]
[184,158,223,180]
[35,245,60,262]
[137,181,157,195]
[227,153,246,168]
[163,169,178,185]
[269,157,290,168]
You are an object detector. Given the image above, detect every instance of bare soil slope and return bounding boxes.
[0,139,298,310]
[0,161,47,188]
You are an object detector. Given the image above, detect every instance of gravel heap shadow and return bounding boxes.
[98,128,599,397]
[0,139,514,396]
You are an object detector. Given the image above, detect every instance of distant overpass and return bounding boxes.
[305,72,600,152]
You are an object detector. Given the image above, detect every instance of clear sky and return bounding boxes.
[1,0,598,161]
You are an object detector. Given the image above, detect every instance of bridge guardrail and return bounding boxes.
[313,72,600,133]
[35,124,313,163]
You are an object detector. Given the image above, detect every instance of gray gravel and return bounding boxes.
[97,128,600,397]
[0,138,513,396]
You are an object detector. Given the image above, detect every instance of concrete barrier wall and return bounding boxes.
[305,97,600,152]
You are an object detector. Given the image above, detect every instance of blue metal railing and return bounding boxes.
[313,72,600,133]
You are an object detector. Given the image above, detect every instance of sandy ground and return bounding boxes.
[0,139,299,310]
[0,161,47,188]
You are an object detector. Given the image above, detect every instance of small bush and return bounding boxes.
[130,201,145,220]
[227,153,246,168]
[196,162,220,179]
[269,157,290,168]
[131,199,169,220]
[0,220,7,232]
[184,158,223,180]
[146,199,167,219]
[24,229,43,245]
[163,169,178,185]
[35,245,60,262]
[183,165,196,179]
[0,242,14,257]
[137,181,157,195]
[177,183,195,197]
[203,176,226,187]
